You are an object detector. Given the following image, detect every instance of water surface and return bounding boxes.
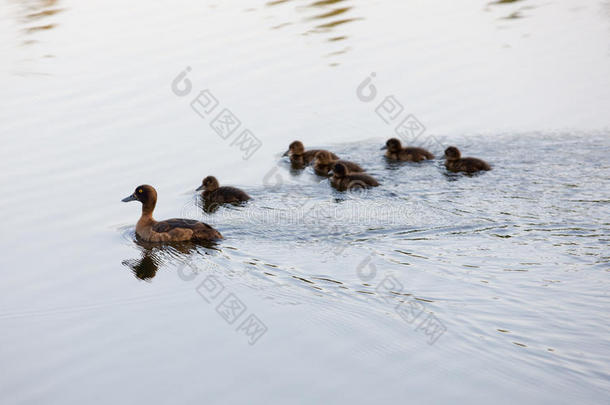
[1,0,609,404]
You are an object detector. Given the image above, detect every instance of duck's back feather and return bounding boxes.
[314,159,363,176]
[303,149,339,164]
[389,147,434,162]
[153,218,222,240]
[331,173,379,190]
[403,147,434,160]
[347,173,379,187]
[446,157,491,173]
[207,186,251,203]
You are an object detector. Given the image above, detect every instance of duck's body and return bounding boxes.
[444,146,491,173]
[123,185,222,242]
[136,217,222,242]
[315,159,363,176]
[330,163,379,191]
[386,147,434,162]
[203,187,250,203]
[197,176,250,203]
[445,157,491,173]
[294,149,337,166]
[284,141,339,167]
[313,150,363,176]
[382,138,434,162]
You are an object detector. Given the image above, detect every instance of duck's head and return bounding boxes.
[122,185,157,213]
[315,150,335,164]
[444,146,461,160]
[381,138,402,152]
[333,162,348,177]
[283,140,305,156]
[196,176,219,192]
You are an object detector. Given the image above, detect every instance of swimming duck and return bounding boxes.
[331,163,379,191]
[381,138,434,162]
[283,140,339,167]
[313,150,364,176]
[122,185,222,242]
[196,176,251,203]
[444,146,491,173]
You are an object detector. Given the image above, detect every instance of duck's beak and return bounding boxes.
[380,145,387,150]
[122,193,137,202]
[282,150,290,157]
[196,184,204,191]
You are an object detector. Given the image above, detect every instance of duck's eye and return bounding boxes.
[138,189,143,193]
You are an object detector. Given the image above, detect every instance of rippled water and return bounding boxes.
[1,0,609,404]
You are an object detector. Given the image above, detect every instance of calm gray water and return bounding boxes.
[1,0,609,404]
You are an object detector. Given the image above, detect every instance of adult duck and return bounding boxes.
[122,185,222,242]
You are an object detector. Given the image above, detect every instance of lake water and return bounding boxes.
[1,0,609,404]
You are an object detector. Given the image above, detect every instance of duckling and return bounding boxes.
[283,140,339,167]
[444,146,491,173]
[381,138,434,162]
[313,150,364,177]
[196,176,250,204]
[122,185,222,242]
[331,163,379,191]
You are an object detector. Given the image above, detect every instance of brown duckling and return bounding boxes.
[444,146,491,173]
[331,163,379,191]
[196,176,251,203]
[381,138,434,162]
[122,185,222,242]
[313,150,364,176]
[283,140,339,167]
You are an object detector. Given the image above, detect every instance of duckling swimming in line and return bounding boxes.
[283,140,339,167]
[313,150,364,177]
[381,138,434,162]
[444,146,491,173]
[122,185,222,242]
[196,176,251,203]
[331,163,379,191]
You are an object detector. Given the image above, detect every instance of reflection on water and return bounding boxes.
[487,0,533,21]
[266,0,360,66]
[4,0,63,75]
[121,233,221,281]
[122,250,159,281]
[12,0,62,46]
[194,195,250,215]
[491,0,526,4]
